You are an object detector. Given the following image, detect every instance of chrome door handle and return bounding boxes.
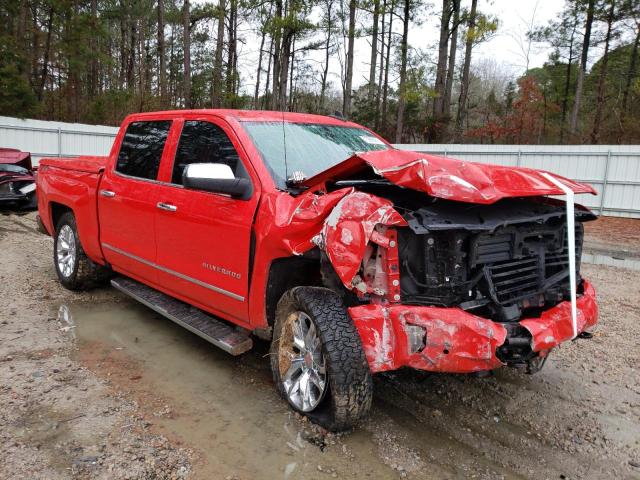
[100,190,116,198]
[157,202,177,212]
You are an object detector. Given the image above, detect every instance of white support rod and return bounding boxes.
[541,173,578,338]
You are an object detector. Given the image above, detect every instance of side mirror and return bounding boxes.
[182,163,252,199]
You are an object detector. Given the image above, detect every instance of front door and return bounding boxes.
[154,118,259,325]
[98,120,173,283]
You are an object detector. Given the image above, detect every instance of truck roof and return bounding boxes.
[125,109,362,127]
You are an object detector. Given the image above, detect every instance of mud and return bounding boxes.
[1,211,640,479]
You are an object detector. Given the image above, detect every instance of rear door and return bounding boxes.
[154,118,260,324]
[98,120,173,283]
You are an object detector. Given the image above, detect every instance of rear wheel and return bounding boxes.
[54,212,111,290]
[271,286,372,431]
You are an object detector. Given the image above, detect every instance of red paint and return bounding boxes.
[36,109,599,376]
[348,281,597,374]
[303,150,596,203]
[316,191,406,288]
[38,155,107,174]
[349,304,508,373]
[521,280,598,351]
[0,148,33,170]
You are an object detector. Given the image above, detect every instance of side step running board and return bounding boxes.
[111,277,253,355]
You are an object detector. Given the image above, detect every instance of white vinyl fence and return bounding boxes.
[0,116,118,166]
[0,116,638,218]
[396,144,640,219]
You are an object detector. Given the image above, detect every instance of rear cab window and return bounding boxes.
[116,121,172,180]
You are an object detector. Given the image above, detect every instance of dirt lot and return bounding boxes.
[1,211,639,480]
[584,216,640,256]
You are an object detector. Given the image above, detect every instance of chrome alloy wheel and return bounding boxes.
[56,225,76,278]
[278,311,328,412]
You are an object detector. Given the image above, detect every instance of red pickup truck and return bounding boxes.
[37,110,599,431]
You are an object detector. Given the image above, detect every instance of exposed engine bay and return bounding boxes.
[329,176,596,322]
[324,174,598,372]
[398,198,595,322]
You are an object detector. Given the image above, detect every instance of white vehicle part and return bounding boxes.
[19,182,36,194]
[541,173,577,338]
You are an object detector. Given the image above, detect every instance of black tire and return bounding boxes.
[270,286,373,431]
[53,211,111,290]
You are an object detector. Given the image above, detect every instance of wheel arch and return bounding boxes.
[50,201,73,232]
[264,251,323,329]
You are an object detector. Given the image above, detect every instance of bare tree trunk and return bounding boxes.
[454,0,476,142]
[127,17,137,90]
[560,19,577,143]
[622,23,639,114]
[226,0,238,104]
[262,37,274,108]
[374,0,387,130]
[38,7,54,101]
[158,0,167,106]
[590,0,616,144]
[395,0,410,143]
[183,0,191,108]
[430,0,451,142]
[569,0,595,136]
[343,0,356,117]
[119,1,127,89]
[443,0,459,123]
[381,0,395,134]
[368,0,380,99]
[288,37,295,110]
[271,0,283,109]
[278,31,292,111]
[89,0,98,97]
[320,1,333,112]
[254,25,267,108]
[212,0,225,107]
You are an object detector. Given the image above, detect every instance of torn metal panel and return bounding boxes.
[314,191,406,288]
[253,188,354,257]
[349,279,597,374]
[254,188,406,298]
[349,304,508,373]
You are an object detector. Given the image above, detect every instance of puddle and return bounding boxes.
[56,297,404,480]
[52,290,640,480]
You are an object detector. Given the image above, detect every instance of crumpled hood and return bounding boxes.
[302,149,596,204]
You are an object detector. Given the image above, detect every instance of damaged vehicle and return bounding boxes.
[0,148,37,210]
[36,110,598,431]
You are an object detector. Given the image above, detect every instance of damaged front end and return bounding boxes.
[347,197,598,374]
[297,150,599,375]
[0,149,37,210]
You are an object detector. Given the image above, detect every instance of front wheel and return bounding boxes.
[270,287,373,431]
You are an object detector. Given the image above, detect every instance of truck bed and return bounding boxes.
[39,155,109,174]
[37,156,107,265]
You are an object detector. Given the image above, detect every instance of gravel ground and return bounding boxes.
[0,212,194,479]
[1,211,639,479]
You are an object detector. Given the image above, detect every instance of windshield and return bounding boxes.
[0,164,29,175]
[242,121,389,188]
